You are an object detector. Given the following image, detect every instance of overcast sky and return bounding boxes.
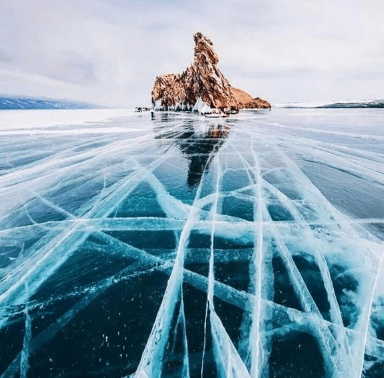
[0,0,383,107]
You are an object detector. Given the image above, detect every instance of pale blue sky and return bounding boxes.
[0,0,383,107]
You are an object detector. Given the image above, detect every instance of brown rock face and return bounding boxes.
[152,32,271,113]
[232,88,272,109]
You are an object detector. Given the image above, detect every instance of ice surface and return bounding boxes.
[0,109,134,131]
[192,98,214,114]
[0,108,384,377]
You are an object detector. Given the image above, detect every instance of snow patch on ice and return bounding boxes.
[0,109,135,130]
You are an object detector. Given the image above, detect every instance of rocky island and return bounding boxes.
[151,32,271,116]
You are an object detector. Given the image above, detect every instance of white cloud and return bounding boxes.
[0,0,383,107]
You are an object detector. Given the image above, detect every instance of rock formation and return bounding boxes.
[231,88,271,109]
[151,32,271,115]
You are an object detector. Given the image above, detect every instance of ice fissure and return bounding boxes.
[0,110,383,377]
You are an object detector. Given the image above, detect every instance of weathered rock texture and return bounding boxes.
[231,88,271,109]
[152,32,271,114]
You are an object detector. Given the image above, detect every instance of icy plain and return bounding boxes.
[0,108,383,378]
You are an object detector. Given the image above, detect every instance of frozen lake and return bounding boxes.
[0,108,383,377]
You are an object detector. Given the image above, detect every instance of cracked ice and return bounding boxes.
[0,108,384,377]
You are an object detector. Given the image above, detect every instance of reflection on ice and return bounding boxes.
[0,109,384,377]
[154,118,229,187]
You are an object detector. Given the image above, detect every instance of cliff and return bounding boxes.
[151,32,271,115]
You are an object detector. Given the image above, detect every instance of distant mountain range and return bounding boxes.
[0,97,102,110]
[276,100,384,108]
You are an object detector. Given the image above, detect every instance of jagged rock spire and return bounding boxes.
[193,32,219,66]
[151,33,271,114]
